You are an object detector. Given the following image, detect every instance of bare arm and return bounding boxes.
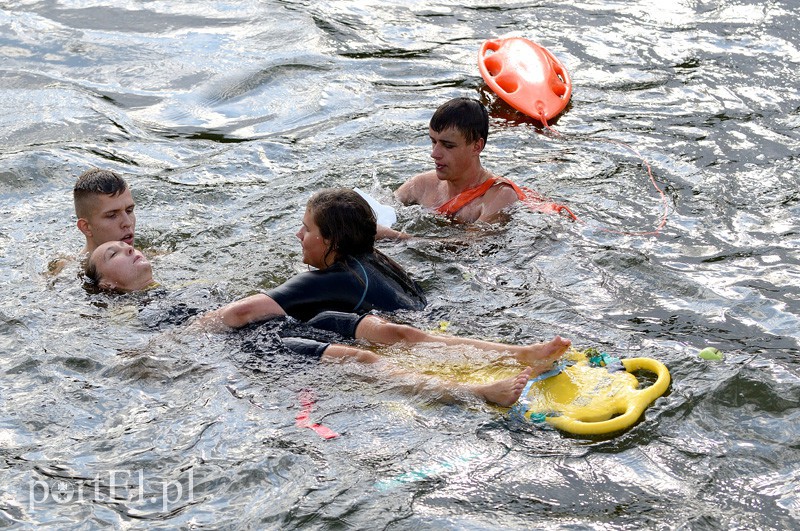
[194,293,286,330]
[376,223,412,240]
[322,344,381,363]
[394,178,417,204]
[378,175,432,240]
[395,171,435,205]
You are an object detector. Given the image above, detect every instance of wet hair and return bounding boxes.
[307,188,376,265]
[83,252,102,285]
[80,254,105,294]
[73,168,129,218]
[429,97,489,144]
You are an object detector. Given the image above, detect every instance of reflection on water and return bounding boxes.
[1,0,799,528]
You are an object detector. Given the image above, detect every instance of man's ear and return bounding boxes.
[77,218,92,237]
[472,138,485,155]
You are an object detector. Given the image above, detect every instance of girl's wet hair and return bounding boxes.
[82,251,109,291]
[84,258,101,285]
[307,188,376,265]
[429,97,489,144]
[80,256,106,294]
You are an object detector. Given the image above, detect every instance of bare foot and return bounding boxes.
[471,366,533,407]
[516,336,571,369]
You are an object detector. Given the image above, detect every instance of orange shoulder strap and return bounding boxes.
[435,176,577,220]
[436,177,503,216]
[496,176,577,221]
[494,176,528,201]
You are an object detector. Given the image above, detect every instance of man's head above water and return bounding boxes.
[86,241,154,292]
[74,168,136,255]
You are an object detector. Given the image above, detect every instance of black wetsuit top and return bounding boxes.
[266,253,426,322]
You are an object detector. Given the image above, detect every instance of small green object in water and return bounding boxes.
[698,347,723,360]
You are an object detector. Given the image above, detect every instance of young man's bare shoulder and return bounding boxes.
[396,171,438,204]
[476,181,522,221]
[488,181,521,203]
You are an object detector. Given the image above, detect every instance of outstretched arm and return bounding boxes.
[376,223,412,240]
[195,293,286,330]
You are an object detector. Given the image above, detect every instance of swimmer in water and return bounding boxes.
[195,187,568,367]
[85,241,571,407]
[376,98,520,240]
[49,168,137,276]
[74,168,136,257]
[376,98,574,240]
[85,240,156,292]
[198,188,427,327]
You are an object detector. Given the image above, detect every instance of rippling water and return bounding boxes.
[1,0,798,528]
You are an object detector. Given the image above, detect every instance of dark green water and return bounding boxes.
[1,1,798,528]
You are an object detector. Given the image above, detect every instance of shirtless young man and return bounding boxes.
[86,240,572,407]
[396,97,520,222]
[48,168,136,275]
[74,168,136,257]
[375,98,574,239]
[375,98,533,240]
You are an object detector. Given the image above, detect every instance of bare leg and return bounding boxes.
[322,344,380,364]
[468,366,533,407]
[513,337,572,367]
[354,315,571,371]
[320,344,532,407]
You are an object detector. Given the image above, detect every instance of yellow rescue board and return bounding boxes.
[510,349,671,436]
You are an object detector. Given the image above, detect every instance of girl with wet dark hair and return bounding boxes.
[199,188,426,327]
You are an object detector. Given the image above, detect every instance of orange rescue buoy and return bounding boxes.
[478,37,572,125]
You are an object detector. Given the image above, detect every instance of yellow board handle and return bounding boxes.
[621,357,672,405]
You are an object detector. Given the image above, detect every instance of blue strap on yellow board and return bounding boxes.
[588,351,624,371]
[509,361,566,423]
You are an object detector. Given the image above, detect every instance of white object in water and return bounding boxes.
[354,187,397,227]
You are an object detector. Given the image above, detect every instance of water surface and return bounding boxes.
[1,0,798,528]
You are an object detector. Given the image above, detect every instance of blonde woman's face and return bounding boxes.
[90,241,153,291]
